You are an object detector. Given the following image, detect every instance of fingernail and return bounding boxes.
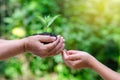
[51,37,56,41]
[63,39,65,42]
[63,51,66,54]
[64,49,67,52]
[57,35,60,37]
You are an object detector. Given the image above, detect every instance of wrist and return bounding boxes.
[87,55,97,69]
[20,38,27,53]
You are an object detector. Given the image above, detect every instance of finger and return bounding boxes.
[62,50,69,60]
[62,50,80,61]
[68,54,81,61]
[65,61,74,68]
[44,35,61,50]
[56,44,65,54]
[61,49,67,55]
[67,50,78,55]
[49,43,65,56]
[37,35,56,42]
[62,51,72,67]
[61,50,64,58]
[48,37,64,56]
[61,37,65,43]
[62,50,66,60]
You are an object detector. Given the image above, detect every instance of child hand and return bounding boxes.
[62,50,93,69]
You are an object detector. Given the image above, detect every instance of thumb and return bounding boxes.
[62,50,68,59]
[38,35,56,43]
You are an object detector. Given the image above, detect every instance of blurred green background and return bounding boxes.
[0,0,120,80]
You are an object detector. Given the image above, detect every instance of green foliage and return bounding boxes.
[0,0,120,80]
[38,15,60,32]
[5,58,22,79]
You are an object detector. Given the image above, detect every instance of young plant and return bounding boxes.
[36,15,60,44]
[38,15,60,32]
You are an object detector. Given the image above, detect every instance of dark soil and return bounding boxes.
[33,32,57,44]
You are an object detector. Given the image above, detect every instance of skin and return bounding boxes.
[0,35,65,60]
[62,50,120,80]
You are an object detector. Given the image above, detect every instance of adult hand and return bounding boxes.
[62,50,93,69]
[23,35,65,58]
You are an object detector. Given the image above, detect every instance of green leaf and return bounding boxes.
[46,15,60,28]
[38,16,46,26]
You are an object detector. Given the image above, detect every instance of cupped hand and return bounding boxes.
[23,35,65,58]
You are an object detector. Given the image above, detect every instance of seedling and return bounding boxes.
[36,15,60,44]
[38,15,60,32]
